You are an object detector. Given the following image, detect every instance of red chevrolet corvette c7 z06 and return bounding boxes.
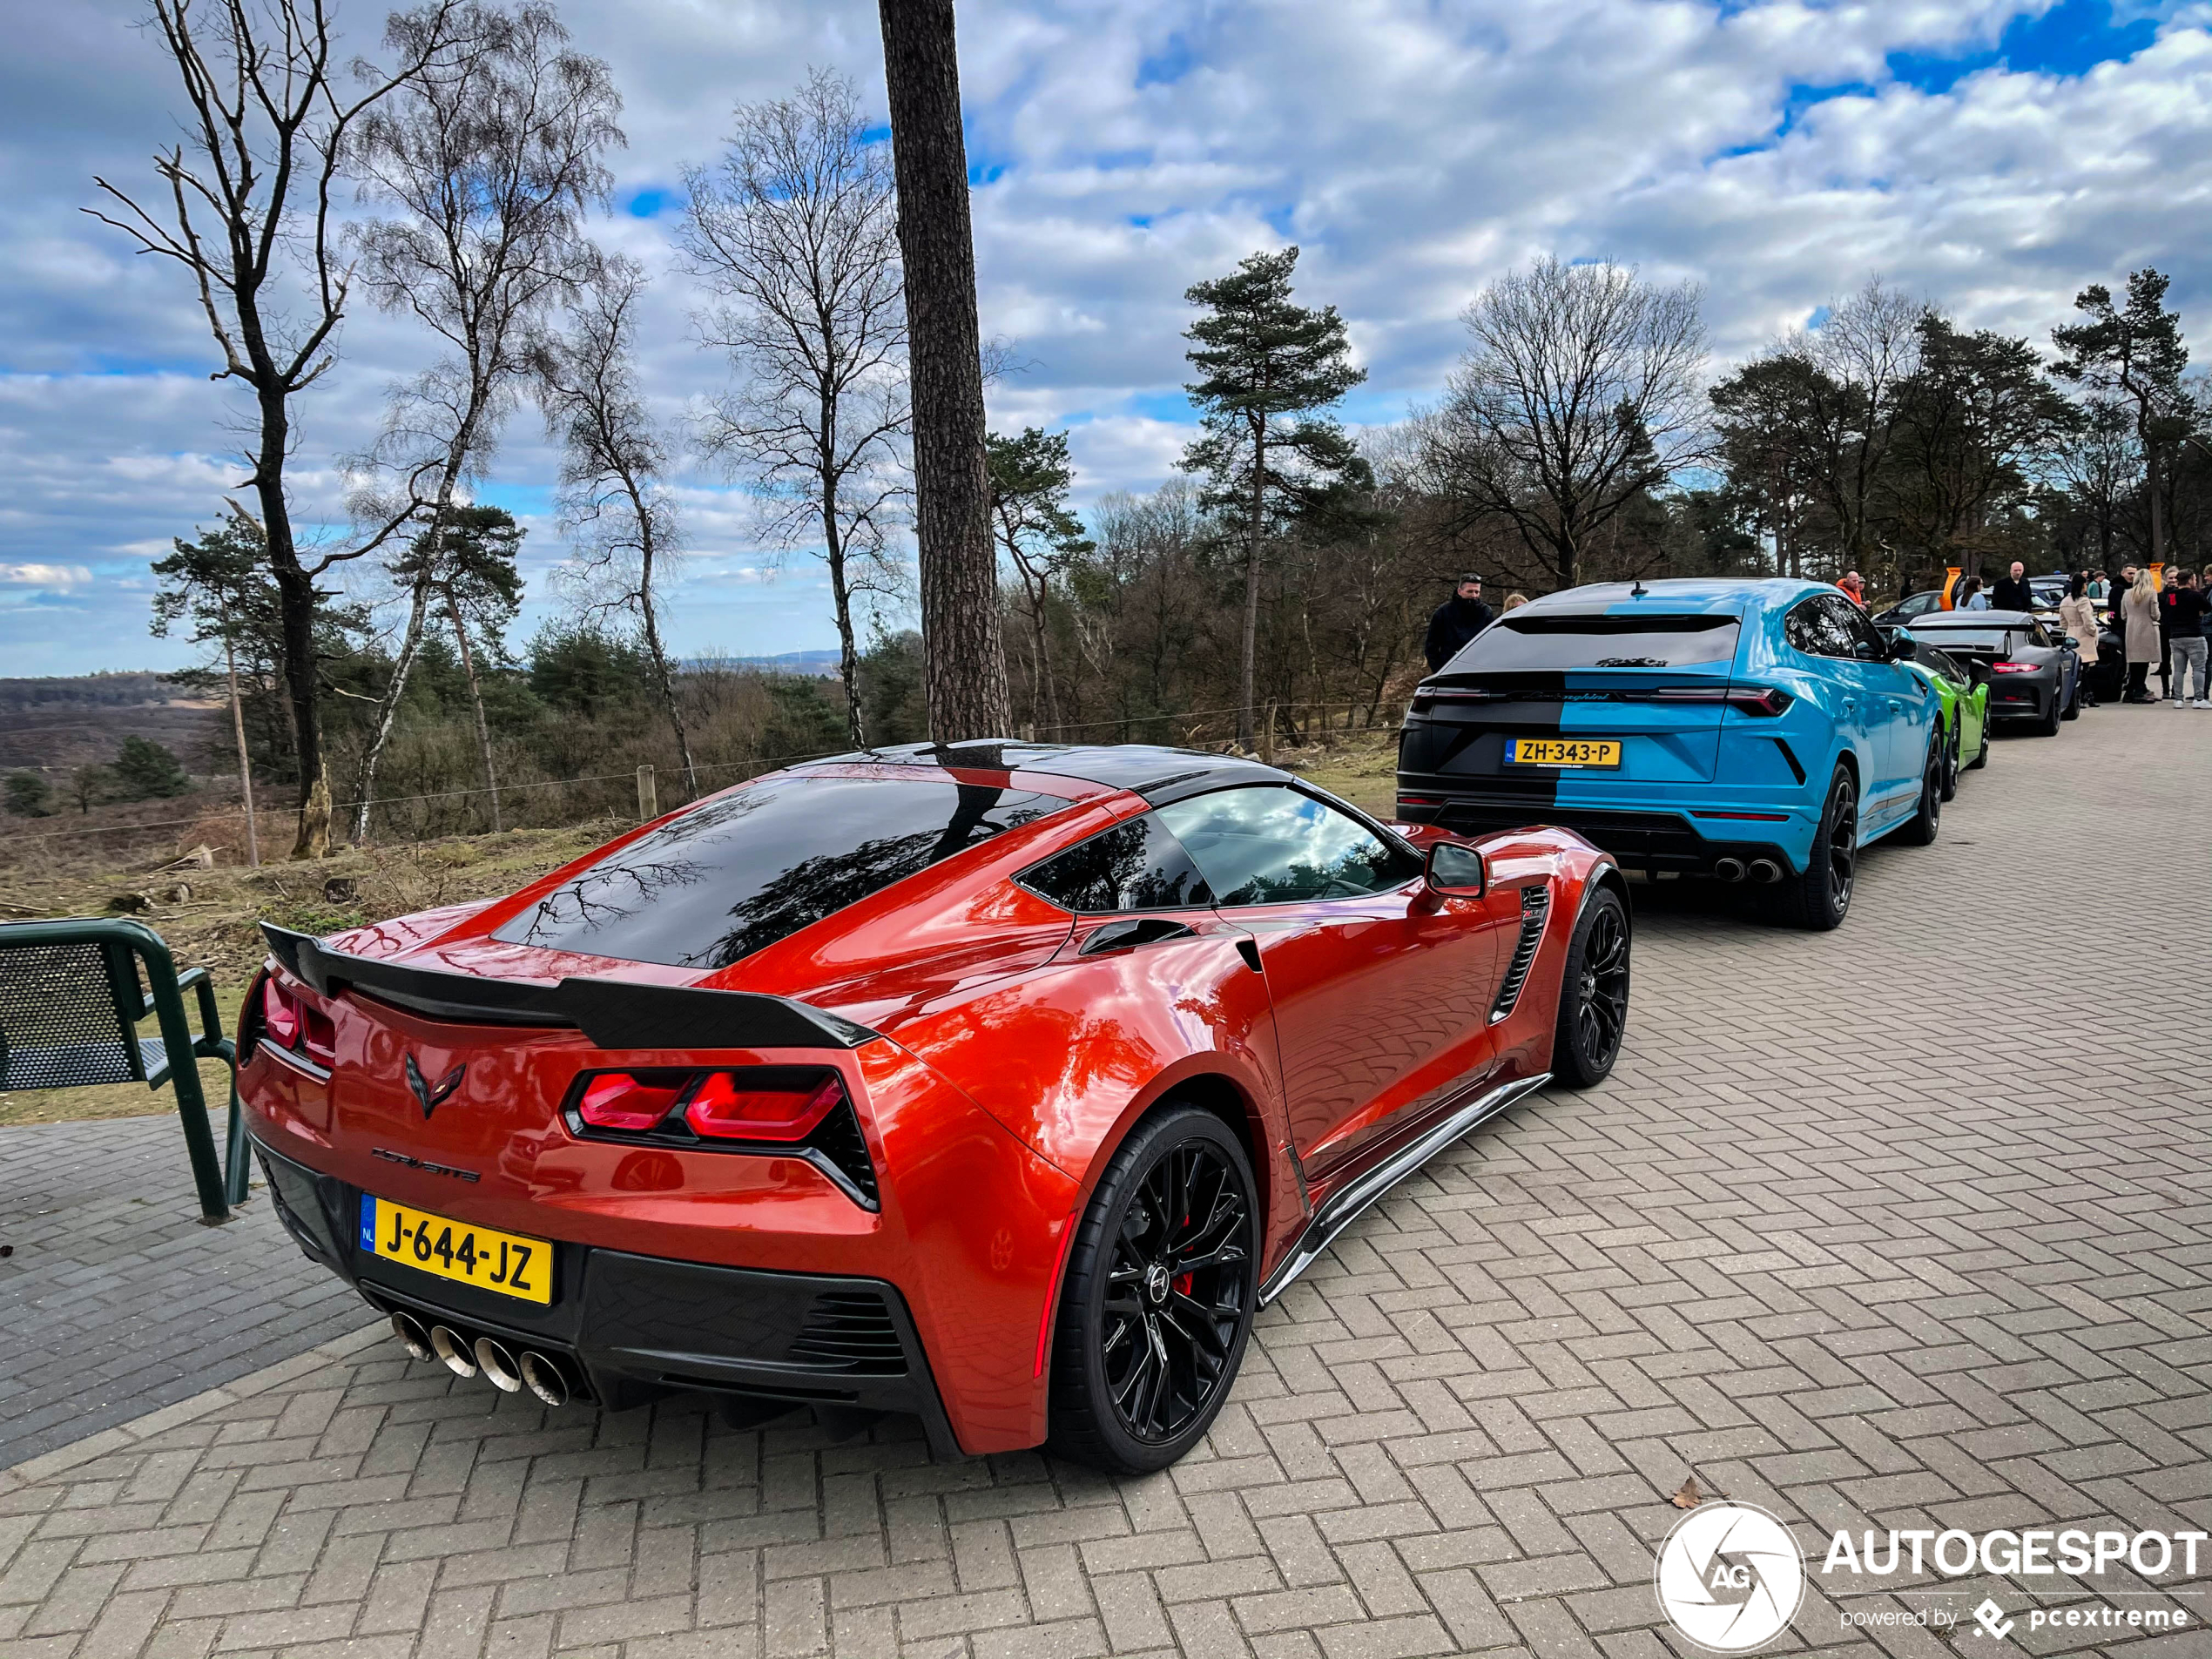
[241,742,1630,1472]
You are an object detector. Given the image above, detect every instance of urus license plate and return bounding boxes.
[361,1195,552,1304]
[1507,737,1622,768]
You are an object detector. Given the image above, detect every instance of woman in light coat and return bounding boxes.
[2058,573,2101,708]
[2121,569,2161,702]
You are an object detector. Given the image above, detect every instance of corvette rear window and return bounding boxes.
[494,775,1062,969]
[1445,613,1739,672]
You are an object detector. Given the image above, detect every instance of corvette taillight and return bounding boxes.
[301,1005,337,1068]
[685,1072,843,1143]
[563,1066,876,1207]
[578,1072,685,1130]
[263,977,301,1047]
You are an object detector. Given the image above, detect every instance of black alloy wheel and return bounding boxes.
[1553,887,1630,1088]
[2060,671,2082,720]
[1897,736,1942,846]
[1939,719,1960,801]
[2034,682,2063,735]
[1777,765,1858,931]
[1967,719,1990,769]
[1047,1106,1257,1474]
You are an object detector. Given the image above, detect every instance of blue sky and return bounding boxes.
[3,0,2207,675]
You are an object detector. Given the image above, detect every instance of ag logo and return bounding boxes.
[1654,1501,1805,1652]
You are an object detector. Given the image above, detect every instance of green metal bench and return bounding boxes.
[0,916,250,1222]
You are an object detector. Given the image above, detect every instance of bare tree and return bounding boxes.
[1430,256,1708,590]
[87,0,472,856]
[875,0,1009,742]
[679,69,905,746]
[347,0,620,840]
[1797,280,1926,582]
[537,257,696,792]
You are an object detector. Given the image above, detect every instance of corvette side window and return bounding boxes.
[1020,815,1213,914]
[1155,787,1421,907]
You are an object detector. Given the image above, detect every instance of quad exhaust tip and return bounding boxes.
[1712,857,1745,883]
[390,1314,576,1406]
[474,1338,523,1393]
[390,1312,435,1364]
[520,1352,571,1406]
[429,1325,478,1379]
[1749,859,1782,884]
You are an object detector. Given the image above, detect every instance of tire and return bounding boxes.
[2034,690,2062,736]
[1045,1106,1258,1474]
[1967,723,1989,769]
[1776,764,1858,931]
[1896,736,1941,846]
[2060,677,2081,720]
[1938,718,1960,801]
[1551,887,1630,1089]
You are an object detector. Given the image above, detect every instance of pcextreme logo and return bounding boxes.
[1653,1502,1806,1653]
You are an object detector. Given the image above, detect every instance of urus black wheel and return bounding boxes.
[1777,765,1857,931]
[1553,887,1630,1088]
[1047,1106,1257,1474]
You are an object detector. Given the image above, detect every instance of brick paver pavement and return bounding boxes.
[0,1119,381,1466]
[3,705,2208,1658]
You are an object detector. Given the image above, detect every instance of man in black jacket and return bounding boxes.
[1991,560,2033,612]
[1424,574,1494,671]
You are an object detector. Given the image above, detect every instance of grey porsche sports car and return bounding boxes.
[1899,610,2081,734]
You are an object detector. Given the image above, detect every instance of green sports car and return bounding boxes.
[1899,637,1988,799]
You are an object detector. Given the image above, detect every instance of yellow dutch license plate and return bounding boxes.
[1507,737,1622,768]
[360,1195,552,1304]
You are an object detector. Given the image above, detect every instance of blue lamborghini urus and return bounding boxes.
[1394,579,1944,929]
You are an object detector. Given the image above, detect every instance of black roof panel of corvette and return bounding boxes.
[808,742,1289,800]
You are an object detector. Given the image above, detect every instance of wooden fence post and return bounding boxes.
[637,765,657,824]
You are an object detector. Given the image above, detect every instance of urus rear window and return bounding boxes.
[1445,613,1740,672]
[494,775,1062,969]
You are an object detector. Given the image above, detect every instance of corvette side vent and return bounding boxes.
[1489,887,1551,1023]
[788,1291,907,1375]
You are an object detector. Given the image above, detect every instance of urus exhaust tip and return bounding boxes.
[1748,859,1783,884]
[474,1338,523,1393]
[519,1352,571,1407]
[1712,857,1746,883]
[429,1325,478,1379]
[390,1312,436,1364]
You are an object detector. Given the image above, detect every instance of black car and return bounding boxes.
[1899,610,2080,734]
[1871,590,1945,628]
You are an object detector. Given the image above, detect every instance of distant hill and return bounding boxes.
[0,673,226,772]
[698,650,843,678]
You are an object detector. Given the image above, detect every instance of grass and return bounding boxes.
[0,732,1405,1128]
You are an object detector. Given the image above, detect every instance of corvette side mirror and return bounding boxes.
[1420,841,1486,906]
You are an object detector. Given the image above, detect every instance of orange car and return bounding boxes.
[242,743,1629,1471]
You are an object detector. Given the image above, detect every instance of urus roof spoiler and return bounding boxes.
[258,923,878,1051]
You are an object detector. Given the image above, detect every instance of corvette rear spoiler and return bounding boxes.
[258,923,878,1050]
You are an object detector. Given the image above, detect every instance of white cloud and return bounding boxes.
[2,0,2208,671]
[0,563,93,587]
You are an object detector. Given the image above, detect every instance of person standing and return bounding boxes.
[2058,573,2102,709]
[1991,560,2033,611]
[2121,567,2162,703]
[1957,576,1989,610]
[1423,573,1494,671]
[2162,568,2209,708]
[1837,571,1867,607]
[1501,591,1529,614]
[2107,566,2138,629]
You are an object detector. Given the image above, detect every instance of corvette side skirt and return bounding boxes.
[1256,1072,1552,1306]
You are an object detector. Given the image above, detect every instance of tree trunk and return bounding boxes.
[1239,425,1264,750]
[877,0,1008,744]
[2147,440,2166,570]
[634,548,697,795]
[822,494,866,748]
[250,390,325,860]
[443,588,502,833]
[225,633,260,867]
[1033,577,1059,734]
[353,570,435,843]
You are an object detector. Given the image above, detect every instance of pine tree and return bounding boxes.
[2052,270,2189,572]
[1179,247,1366,749]
[986,428,1093,735]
